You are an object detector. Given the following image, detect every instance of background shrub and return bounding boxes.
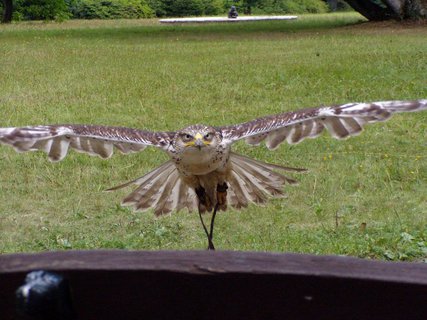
[230,0,329,15]
[147,0,224,17]
[201,0,223,15]
[70,0,154,19]
[13,0,71,21]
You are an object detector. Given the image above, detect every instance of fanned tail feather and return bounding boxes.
[106,155,305,215]
[227,152,305,210]
[106,160,197,215]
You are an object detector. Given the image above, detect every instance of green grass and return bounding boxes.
[1,13,426,260]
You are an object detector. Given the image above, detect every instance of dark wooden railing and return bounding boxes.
[1,250,427,319]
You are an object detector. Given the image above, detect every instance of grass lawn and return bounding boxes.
[0,13,426,259]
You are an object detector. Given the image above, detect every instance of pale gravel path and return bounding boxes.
[159,16,298,24]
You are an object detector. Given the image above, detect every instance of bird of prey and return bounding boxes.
[1,99,426,249]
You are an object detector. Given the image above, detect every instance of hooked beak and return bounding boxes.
[194,139,205,150]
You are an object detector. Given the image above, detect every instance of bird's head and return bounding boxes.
[174,125,220,151]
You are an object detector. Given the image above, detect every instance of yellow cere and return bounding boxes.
[194,133,203,140]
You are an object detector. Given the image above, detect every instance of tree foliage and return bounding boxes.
[222,0,335,14]
[12,0,70,21]
[253,0,329,14]
[147,0,223,17]
[70,0,154,19]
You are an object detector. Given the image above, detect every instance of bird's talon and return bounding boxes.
[195,187,206,202]
[196,186,212,210]
[217,183,228,206]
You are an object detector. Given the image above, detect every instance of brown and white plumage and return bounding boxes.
[0,99,426,216]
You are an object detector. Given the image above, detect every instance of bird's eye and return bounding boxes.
[182,133,193,142]
[204,133,213,140]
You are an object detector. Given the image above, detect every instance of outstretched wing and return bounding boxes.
[220,100,427,149]
[0,124,174,162]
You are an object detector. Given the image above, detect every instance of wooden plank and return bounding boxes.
[159,15,298,23]
[1,250,427,320]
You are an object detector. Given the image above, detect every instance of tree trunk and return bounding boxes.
[401,0,427,19]
[345,0,427,20]
[345,0,397,20]
[1,0,13,23]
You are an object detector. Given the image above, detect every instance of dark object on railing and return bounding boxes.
[15,270,76,320]
[1,250,427,320]
[228,5,239,19]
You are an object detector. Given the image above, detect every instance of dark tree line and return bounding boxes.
[2,0,427,23]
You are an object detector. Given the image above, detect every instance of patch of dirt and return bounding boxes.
[349,19,427,31]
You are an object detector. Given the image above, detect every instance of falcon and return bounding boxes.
[1,99,426,249]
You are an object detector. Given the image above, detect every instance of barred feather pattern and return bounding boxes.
[0,125,172,161]
[221,99,427,149]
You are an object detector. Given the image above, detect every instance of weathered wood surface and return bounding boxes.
[159,15,298,23]
[1,250,427,319]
